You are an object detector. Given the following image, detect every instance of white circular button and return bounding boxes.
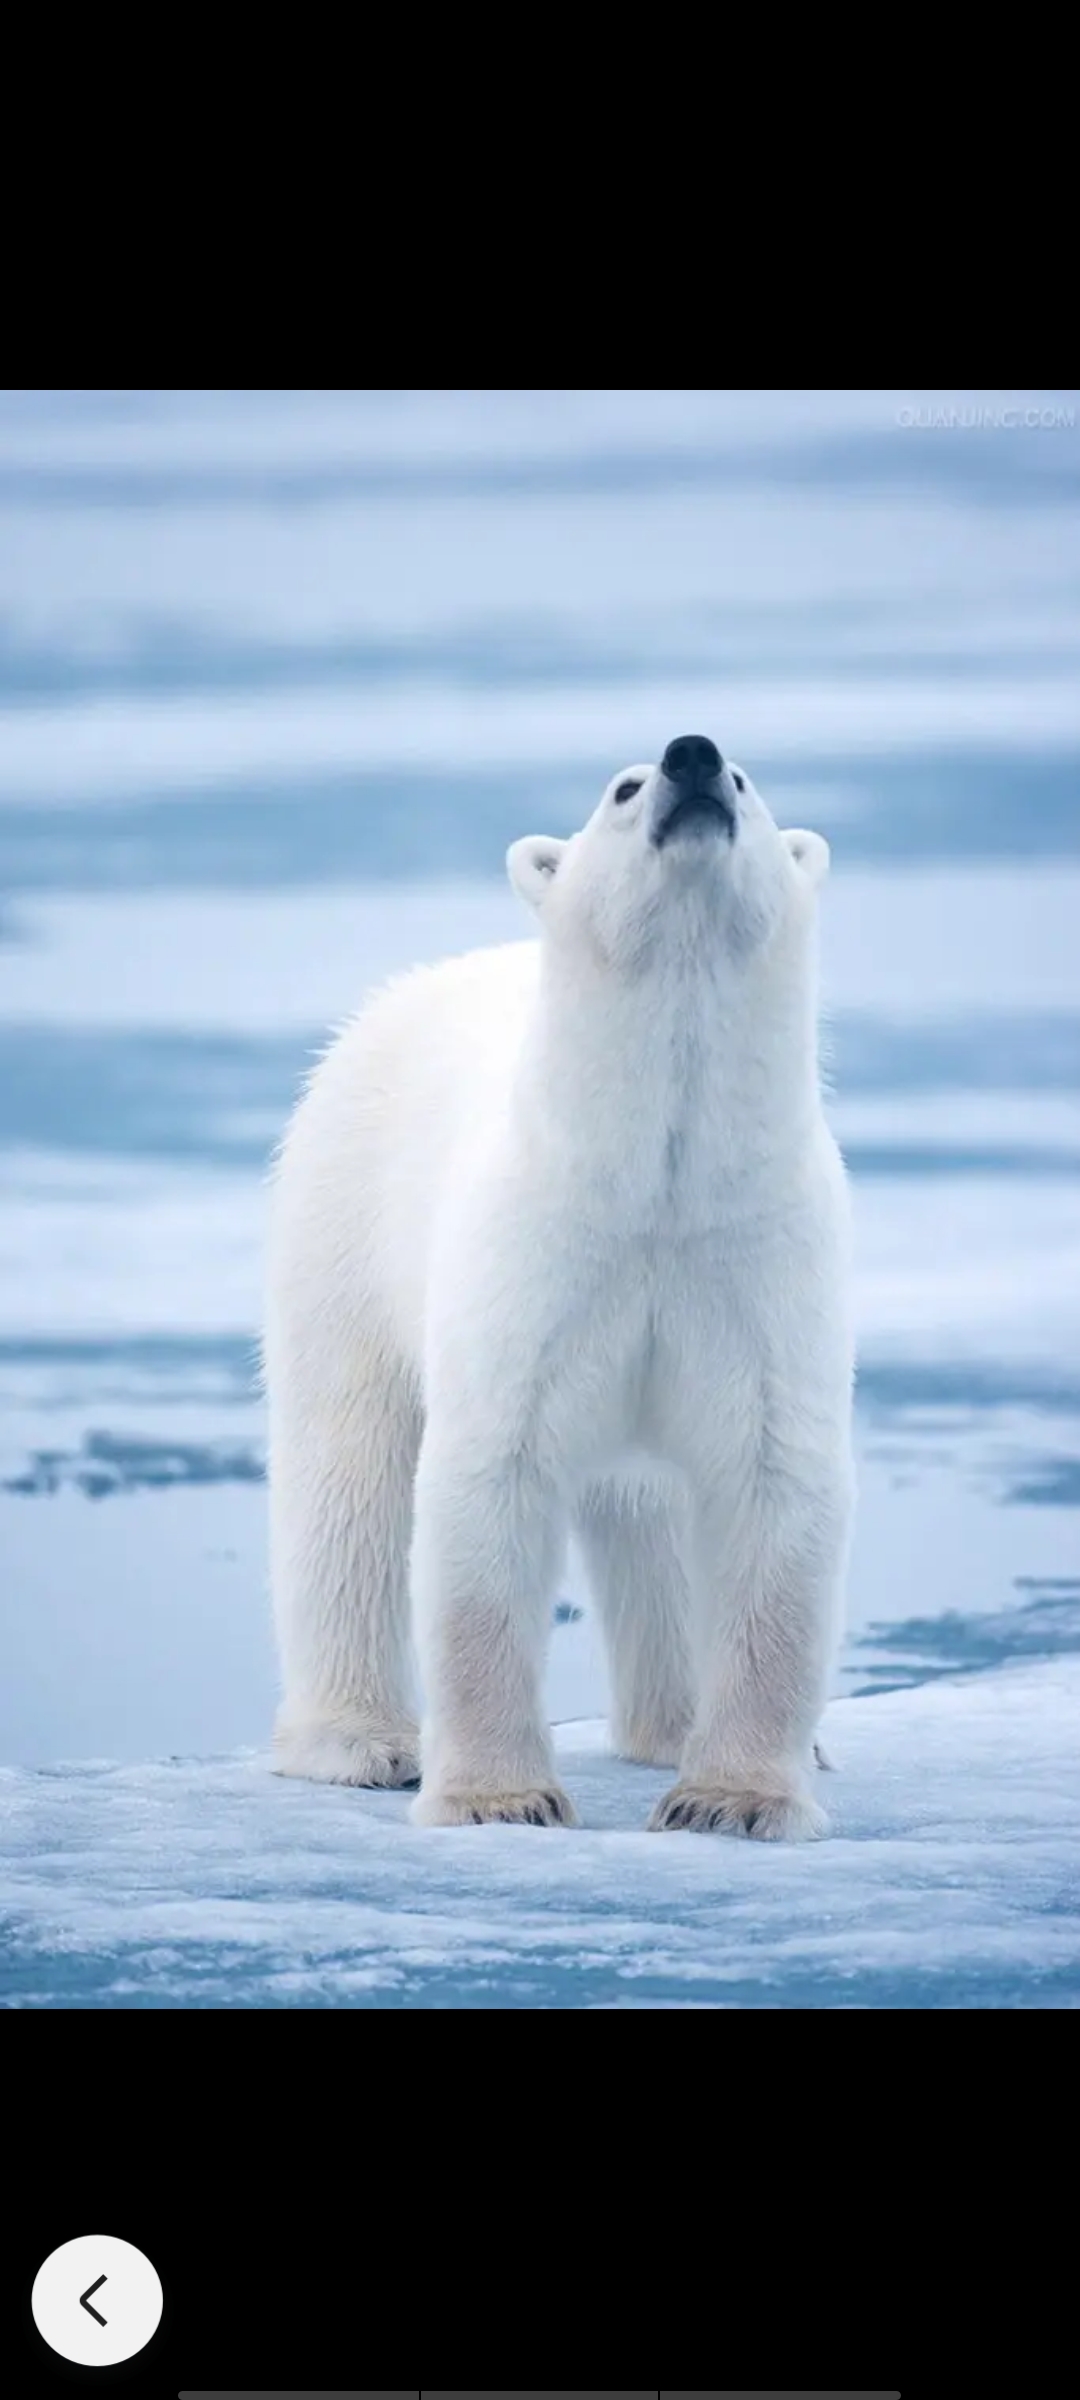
[31,2234,163,2367]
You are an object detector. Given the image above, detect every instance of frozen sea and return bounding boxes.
[1,389,1078,2007]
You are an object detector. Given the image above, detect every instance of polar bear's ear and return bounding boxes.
[506,834,567,913]
[783,828,830,889]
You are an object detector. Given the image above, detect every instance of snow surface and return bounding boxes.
[2,1662,1077,2009]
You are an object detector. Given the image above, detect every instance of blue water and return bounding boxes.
[0,391,1077,2005]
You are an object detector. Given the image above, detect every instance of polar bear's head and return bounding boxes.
[507,735,828,975]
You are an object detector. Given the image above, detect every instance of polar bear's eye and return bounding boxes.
[732,772,746,794]
[614,778,643,803]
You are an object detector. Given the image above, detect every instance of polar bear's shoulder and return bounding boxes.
[303,940,541,1116]
[342,938,539,1043]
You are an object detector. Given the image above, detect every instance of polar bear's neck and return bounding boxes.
[513,933,823,1229]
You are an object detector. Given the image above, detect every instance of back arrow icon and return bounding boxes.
[79,2274,107,2327]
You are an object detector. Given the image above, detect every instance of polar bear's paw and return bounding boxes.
[411,1782,578,1828]
[648,1781,827,1841]
[273,1716,421,1788]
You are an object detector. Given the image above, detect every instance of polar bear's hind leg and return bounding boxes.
[269,1330,422,1787]
[574,1473,695,1768]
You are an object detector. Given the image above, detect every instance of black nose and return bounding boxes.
[662,734,722,785]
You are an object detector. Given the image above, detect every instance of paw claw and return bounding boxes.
[413,1783,579,1829]
[648,1781,827,1841]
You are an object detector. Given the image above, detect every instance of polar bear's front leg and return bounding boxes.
[410,1428,578,1828]
[649,1467,851,1842]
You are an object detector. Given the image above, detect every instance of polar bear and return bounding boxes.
[264,734,855,1838]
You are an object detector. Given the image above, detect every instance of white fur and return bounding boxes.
[264,753,855,1837]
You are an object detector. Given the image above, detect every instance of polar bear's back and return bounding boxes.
[270,937,540,1368]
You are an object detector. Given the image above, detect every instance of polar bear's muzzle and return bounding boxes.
[651,733,737,849]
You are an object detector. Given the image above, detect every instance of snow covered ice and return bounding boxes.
[2,1665,1078,2008]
